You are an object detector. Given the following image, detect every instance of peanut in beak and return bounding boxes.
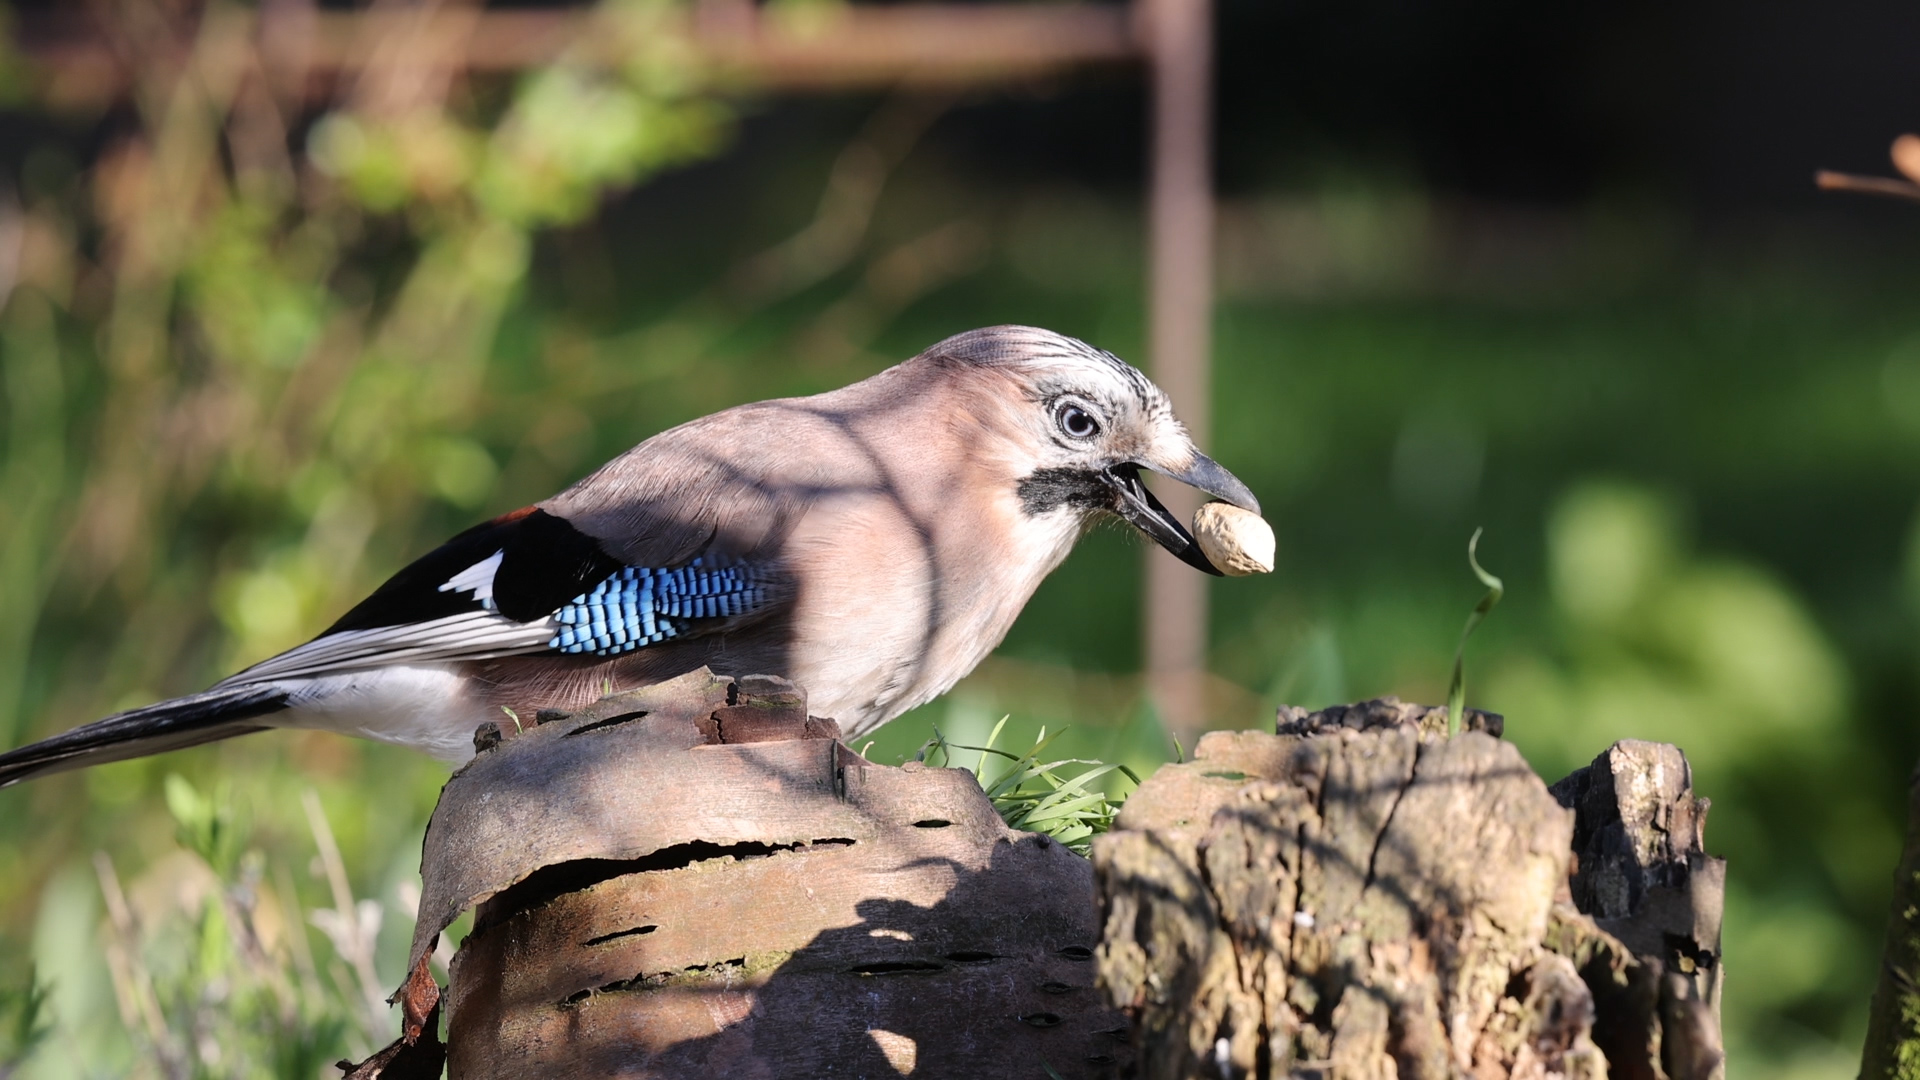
[1193,501,1275,576]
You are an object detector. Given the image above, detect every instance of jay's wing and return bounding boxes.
[0,492,791,787]
[219,505,786,686]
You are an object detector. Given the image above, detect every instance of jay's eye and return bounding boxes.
[1055,402,1100,440]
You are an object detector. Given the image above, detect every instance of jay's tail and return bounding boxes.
[0,684,289,788]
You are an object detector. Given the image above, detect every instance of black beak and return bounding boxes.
[1100,452,1260,576]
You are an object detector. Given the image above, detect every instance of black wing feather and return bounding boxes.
[493,508,626,622]
[326,508,622,632]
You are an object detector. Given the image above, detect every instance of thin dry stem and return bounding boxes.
[1814,170,1920,203]
[301,789,391,1041]
[91,852,186,1080]
[273,860,325,1002]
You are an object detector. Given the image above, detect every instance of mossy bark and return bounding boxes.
[1860,759,1920,1080]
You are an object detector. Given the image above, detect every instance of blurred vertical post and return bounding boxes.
[1143,0,1214,740]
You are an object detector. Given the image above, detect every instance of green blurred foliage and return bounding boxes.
[0,1,736,1072]
[164,774,243,880]
[1491,482,1867,1073]
[0,960,51,1078]
[66,775,377,1078]
[1504,481,1848,773]
[0,3,1915,1078]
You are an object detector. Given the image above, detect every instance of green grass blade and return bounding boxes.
[1446,528,1506,736]
[977,715,1010,779]
[929,717,1141,855]
[1021,793,1110,826]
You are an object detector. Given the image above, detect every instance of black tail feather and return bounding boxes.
[0,684,290,788]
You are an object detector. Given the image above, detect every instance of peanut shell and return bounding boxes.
[1193,501,1275,576]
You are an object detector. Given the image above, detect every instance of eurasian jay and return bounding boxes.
[0,326,1258,785]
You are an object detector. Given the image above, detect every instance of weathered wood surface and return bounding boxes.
[1550,741,1725,1080]
[361,668,1130,1079]
[1093,699,1725,1080]
[404,668,836,983]
[340,682,1727,1080]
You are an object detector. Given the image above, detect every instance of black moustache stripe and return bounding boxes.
[1015,467,1114,516]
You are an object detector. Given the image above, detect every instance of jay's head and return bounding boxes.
[926,326,1260,576]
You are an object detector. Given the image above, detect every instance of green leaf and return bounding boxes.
[164,774,243,875]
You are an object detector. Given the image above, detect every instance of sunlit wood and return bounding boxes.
[16,3,1142,108]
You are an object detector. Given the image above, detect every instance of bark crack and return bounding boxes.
[474,838,856,934]
[1362,738,1422,892]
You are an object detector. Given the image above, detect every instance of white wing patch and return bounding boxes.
[438,550,504,606]
[215,611,556,686]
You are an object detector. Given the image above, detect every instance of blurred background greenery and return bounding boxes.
[4,0,1920,1075]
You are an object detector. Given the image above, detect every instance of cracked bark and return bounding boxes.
[1550,741,1725,1080]
[345,668,1130,1079]
[1093,698,1724,1080]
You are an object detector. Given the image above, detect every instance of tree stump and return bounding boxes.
[341,689,1723,1080]
[1092,698,1725,1080]
[347,669,1130,1079]
[1550,741,1725,1080]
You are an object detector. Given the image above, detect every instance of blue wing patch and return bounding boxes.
[548,558,772,656]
